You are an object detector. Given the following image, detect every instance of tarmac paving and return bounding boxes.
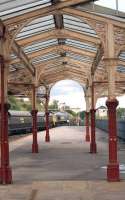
[0,126,125,200]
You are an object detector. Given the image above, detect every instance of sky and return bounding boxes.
[50,80,125,111]
[50,80,85,111]
[50,1,125,111]
[95,0,125,12]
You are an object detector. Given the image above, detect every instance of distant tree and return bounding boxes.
[8,95,21,110]
[8,95,44,111]
[49,100,59,110]
[23,102,32,111]
[117,108,125,119]
[66,109,77,117]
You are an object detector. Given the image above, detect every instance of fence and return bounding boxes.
[96,119,125,140]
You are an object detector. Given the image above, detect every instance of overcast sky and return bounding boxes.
[50,1,125,111]
[95,0,125,12]
[50,80,125,111]
[50,80,85,111]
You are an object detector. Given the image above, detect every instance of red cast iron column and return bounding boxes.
[85,111,90,142]
[45,94,50,142]
[31,86,38,153]
[0,55,12,184]
[90,83,97,153]
[106,99,120,181]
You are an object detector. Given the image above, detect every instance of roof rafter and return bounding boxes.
[44,63,90,74]
[17,29,100,47]
[4,0,93,26]
[10,44,96,65]
[2,0,125,97]
[42,69,86,81]
[118,60,125,66]
[35,57,91,69]
[40,72,86,84]
[62,7,125,28]
[52,0,66,45]
[91,44,104,75]
[12,41,35,76]
[81,3,125,18]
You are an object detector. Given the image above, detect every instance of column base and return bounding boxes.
[85,133,90,142]
[45,134,50,142]
[107,163,120,182]
[0,167,12,184]
[32,143,39,153]
[90,142,97,153]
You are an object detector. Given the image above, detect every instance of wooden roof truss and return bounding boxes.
[0,0,125,100]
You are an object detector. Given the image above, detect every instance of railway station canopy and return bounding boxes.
[1,0,125,100]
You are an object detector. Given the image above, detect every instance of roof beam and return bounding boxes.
[41,72,86,84]
[118,60,125,66]
[91,44,104,75]
[35,57,91,69]
[66,68,87,76]
[80,3,125,18]
[42,70,66,80]
[10,44,96,65]
[44,63,90,74]
[52,0,66,45]
[12,41,35,76]
[43,69,86,81]
[39,61,89,75]
[62,7,125,29]
[54,15,64,29]
[68,57,91,67]
[52,0,64,29]
[39,71,88,86]
[4,0,93,26]
[17,29,100,47]
[62,44,95,58]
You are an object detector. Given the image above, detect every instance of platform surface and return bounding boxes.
[0,126,125,200]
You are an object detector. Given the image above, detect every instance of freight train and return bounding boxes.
[8,110,70,135]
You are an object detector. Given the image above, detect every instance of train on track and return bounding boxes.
[8,110,71,135]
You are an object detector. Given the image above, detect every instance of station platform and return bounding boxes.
[0,126,125,200]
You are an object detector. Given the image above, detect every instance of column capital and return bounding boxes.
[90,108,96,113]
[45,111,49,115]
[106,99,119,109]
[31,109,38,115]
